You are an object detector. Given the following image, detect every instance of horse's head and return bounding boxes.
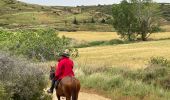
[49,66,55,80]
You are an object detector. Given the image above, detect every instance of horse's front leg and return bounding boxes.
[57,95,60,100]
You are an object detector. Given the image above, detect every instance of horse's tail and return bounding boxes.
[71,77,79,100]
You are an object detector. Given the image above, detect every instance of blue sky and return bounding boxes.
[18,0,170,6]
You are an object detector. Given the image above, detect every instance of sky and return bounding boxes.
[18,0,170,6]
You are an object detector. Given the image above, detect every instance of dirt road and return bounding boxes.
[53,92,111,100]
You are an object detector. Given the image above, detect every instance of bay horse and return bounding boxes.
[50,66,80,100]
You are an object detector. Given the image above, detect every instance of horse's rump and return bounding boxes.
[56,76,80,100]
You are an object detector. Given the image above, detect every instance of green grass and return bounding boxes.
[75,57,170,100]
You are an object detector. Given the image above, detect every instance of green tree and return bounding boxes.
[91,17,95,23]
[112,0,138,41]
[112,0,160,41]
[73,17,78,25]
[133,0,161,41]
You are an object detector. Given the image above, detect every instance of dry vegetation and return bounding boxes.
[75,39,170,69]
[59,31,170,42]
[58,31,170,68]
[59,31,120,42]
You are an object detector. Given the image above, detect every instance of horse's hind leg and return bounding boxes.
[66,97,71,100]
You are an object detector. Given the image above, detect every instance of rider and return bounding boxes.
[47,49,75,93]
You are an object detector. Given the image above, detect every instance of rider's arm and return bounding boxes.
[55,61,63,80]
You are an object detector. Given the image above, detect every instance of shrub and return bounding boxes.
[101,18,106,23]
[0,29,70,61]
[122,57,170,89]
[74,39,126,48]
[106,39,125,45]
[0,52,51,100]
[76,59,170,99]
[0,82,8,100]
[73,17,78,25]
[91,17,95,23]
[149,57,170,67]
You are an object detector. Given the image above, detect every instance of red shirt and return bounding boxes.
[55,57,74,80]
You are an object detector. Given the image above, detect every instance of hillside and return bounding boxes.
[0,0,170,31]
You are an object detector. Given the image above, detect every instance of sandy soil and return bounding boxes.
[53,92,111,100]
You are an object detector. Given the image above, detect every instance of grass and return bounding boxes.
[74,57,170,100]
[161,25,170,32]
[0,12,57,25]
[59,31,120,42]
[59,31,170,43]
[150,32,170,40]
[76,39,170,69]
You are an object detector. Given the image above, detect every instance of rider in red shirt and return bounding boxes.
[47,49,74,93]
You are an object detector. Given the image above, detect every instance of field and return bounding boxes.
[66,32,170,100]
[59,32,170,42]
[76,39,170,69]
[59,32,170,69]
[59,32,119,42]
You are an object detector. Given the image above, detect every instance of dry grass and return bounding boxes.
[161,25,170,32]
[59,31,120,42]
[58,31,170,69]
[59,31,170,42]
[150,32,170,40]
[76,39,170,69]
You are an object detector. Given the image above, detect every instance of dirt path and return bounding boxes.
[53,92,111,100]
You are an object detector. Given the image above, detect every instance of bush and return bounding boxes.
[106,39,125,45]
[0,29,70,61]
[0,82,8,100]
[78,67,170,99]
[124,57,170,89]
[73,17,78,25]
[0,52,51,100]
[76,58,170,99]
[74,39,126,48]
[149,57,170,67]
[101,18,106,23]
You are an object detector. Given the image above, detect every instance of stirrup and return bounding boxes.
[47,89,53,94]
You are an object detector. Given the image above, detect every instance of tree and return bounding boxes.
[73,17,78,25]
[112,0,160,41]
[91,17,95,23]
[112,0,138,41]
[133,0,161,41]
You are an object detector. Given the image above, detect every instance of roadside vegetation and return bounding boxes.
[0,52,51,100]
[76,57,170,100]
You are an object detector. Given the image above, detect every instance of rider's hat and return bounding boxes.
[59,49,70,57]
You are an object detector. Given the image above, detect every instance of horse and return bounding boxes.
[49,66,80,100]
